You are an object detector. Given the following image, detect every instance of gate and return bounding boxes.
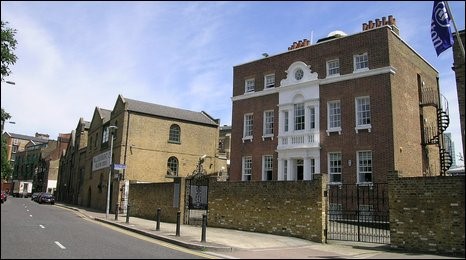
[184,168,209,225]
[326,183,390,244]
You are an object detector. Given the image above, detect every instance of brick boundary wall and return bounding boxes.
[207,174,327,243]
[128,181,181,223]
[388,171,465,256]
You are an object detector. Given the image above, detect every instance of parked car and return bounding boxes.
[1,191,7,203]
[31,192,41,201]
[38,193,55,205]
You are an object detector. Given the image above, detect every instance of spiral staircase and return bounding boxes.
[420,89,452,175]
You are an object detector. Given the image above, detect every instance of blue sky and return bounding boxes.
[1,1,465,165]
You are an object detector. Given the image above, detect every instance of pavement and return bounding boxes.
[56,203,462,259]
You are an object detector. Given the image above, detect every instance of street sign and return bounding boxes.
[114,164,127,170]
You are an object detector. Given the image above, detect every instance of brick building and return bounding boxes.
[58,94,226,212]
[452,29,465,160]
[230,16,451,183]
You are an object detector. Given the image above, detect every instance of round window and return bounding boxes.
[295,68,304,80]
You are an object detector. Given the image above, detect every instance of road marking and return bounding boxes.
[39,225,45,229]
[55,241,66,249]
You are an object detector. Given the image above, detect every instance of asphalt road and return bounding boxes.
[1,197,214,259]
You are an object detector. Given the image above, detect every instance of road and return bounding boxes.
[1,197,214,259]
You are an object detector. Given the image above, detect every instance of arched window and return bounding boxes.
[169,124,181,143]
[167,156,179,176]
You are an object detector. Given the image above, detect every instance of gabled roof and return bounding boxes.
[98,108,112,123]
[123,97,218,126]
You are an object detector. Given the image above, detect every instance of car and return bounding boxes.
[31,192,41,201]
[38,193,55,205]
[1,192,6,203]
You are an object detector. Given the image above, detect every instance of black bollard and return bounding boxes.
[115,203,119,220]
[201,213,207,242]
[176,211,180,236]
[155,208,161,231]
[126,204,130,223]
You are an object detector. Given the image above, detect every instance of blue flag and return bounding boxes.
[431,1,454,56]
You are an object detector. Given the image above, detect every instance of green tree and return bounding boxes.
[1,20,17,181]
[1,20,18,82]
[1,135,13,181]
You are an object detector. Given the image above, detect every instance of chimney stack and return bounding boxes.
[288,38,310,51]
[362,15,398,35]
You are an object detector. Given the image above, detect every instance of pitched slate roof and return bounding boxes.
[5,132,49,143]
[124,97,218,126]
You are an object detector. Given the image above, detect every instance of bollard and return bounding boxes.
[201,213,207,242]
[155,208,161,231]
[126,204,130,223]
[115,203,119,221]
[176,211,180,236]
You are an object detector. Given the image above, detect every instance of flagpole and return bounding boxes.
[445,1,465,58]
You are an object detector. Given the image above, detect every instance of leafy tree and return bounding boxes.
[1,20,17,181]
[1,20,18,82]
[1,135,13,181]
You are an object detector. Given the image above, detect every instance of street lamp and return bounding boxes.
[106,125,118,219]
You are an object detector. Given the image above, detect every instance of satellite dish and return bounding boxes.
[327,30,347,37]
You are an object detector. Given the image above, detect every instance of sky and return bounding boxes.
[1,1,465,166]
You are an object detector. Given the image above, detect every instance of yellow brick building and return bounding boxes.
[76,94,224,212]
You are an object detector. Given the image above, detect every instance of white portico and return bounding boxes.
[277,61,321,181]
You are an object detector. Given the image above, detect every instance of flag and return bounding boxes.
[431,1,454,56]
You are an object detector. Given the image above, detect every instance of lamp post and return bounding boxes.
[106,125,118,219]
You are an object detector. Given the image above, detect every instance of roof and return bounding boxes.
[124,97,218,126]
[4,132,49,143]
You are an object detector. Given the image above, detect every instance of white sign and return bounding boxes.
[92,150,111,171]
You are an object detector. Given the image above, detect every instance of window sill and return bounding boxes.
[326,128,342,136]
[353,68,369,73]
[326,73,340,78]
[355,125,371,133]
[357,182,373,186]
[262,134,274,141]
[242,136,253,143]
[168,140,181,145]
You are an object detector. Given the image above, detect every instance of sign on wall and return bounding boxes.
[92,150,111,171]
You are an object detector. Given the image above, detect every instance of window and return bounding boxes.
[243,113,253,141]
[263,110,274,137]
[284,111,289,132]
[242,156,252,181]
[309,106,316,129]
[327,101,341,133]
[263,155,273,180]
[12,145,18,153]
[264,74,275,89]
[355,97,371,132]
[167,156,179,176]
[245,78,255,93]
[102,126,109,144]
[327,59,340,76]
[354,53,368,71]
[357,151,372,183]
[329,152,342,183]
[169,124,181,143]
[294,103,305,131]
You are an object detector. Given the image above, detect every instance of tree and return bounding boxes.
[1,136,13,181]
[1,20,17,181]
[1,20,18,82]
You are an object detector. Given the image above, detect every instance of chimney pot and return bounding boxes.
[363,23,368,31]
[368,20,374,29]
[375,19,381,27]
